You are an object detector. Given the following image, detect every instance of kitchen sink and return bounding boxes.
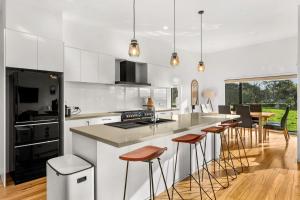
[136,118,175,125]
[105,118,175,129]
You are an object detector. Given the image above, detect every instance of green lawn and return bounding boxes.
[262,108,297,132]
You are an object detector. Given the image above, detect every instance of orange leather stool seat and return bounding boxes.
[202,126,225,133]
[172,133,206,144]
[219,121,239,128]
[119,146,167,162]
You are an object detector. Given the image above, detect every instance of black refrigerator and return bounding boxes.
[7,68,63,184]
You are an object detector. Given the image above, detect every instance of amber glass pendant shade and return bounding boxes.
[128,39,140,57]
[197,61,205,72]
[170,52,180,66]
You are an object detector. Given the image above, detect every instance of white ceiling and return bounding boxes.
[52,0,300,53]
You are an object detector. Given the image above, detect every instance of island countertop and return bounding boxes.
[70,113,238,148]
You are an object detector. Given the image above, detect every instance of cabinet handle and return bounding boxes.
[86,121,90,126]
[101,118,111,121]
[15,139,59,148]
[15,122,58,127]
[77,176,87,183]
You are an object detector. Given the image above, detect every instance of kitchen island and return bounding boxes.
[70,113,238,200]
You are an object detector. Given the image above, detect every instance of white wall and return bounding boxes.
[0,0,6,186]
[200,37,298,110]
[63,20,202,114]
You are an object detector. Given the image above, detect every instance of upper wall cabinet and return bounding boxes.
[99,54,115,84]
[5,29,64,72]
[38,37,63,72]
[5,0,62,40]
[5,29,38,70]
[64,46,116,84]
[81,51,99,83]
[64,47,81,82]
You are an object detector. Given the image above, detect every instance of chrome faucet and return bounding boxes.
[151,106,157,123]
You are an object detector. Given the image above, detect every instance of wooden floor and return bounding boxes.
[0,131,299,200]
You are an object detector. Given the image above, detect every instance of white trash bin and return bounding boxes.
[47,154,94,200]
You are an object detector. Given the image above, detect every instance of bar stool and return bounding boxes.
[219,121,250,172]
[171,133,215,200]
[201,126,237,189]
[119,145,171,200]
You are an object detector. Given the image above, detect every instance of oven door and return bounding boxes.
[15,122,59,146]
[13,140,59,184]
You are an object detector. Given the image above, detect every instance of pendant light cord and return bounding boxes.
[133,0,136,39]
[173,0,176,52]
[200,12,203,61]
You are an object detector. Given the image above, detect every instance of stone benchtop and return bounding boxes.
[70,113,238,148]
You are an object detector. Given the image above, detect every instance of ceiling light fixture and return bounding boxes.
[128,0,140,57]
[163,26,169,30]
[197,10,205,72]
[170,0,179,66]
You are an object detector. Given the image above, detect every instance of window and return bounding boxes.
[225,75,297,132]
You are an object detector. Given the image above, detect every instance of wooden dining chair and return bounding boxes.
[263,105,290,143]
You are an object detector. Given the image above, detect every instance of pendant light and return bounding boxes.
[170,0,180,66]
[128,0,140,57]
[197,10,205,72]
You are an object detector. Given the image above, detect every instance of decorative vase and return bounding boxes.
[146,97,154,110]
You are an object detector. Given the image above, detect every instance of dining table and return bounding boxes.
[250,112,275,142]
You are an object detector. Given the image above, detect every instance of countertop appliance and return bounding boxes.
[105,110,175,129]
[7,68,63,184]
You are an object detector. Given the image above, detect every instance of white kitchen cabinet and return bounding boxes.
[98,54,115,84]
[64,119,87,155]
[64,116,121,154]
[64,47,81,82]
[157,110,179,119]
[92,116,121,125]
[81,51,99,83]
[5,29,38,69]
[38,37,63,72]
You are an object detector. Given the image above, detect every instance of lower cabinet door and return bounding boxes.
[13,140,59,184]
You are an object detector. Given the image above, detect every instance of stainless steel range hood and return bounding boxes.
[115,60,151,86]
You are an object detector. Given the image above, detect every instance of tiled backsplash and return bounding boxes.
[64,82,173,113]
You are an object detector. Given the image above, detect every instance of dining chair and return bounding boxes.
[263,105,290,143]
[236,105,258,145]
[218,105,238,148]
[218,105,231,114]
[249,104,262,123]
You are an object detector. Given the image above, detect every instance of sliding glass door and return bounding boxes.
[225,77,297,132]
